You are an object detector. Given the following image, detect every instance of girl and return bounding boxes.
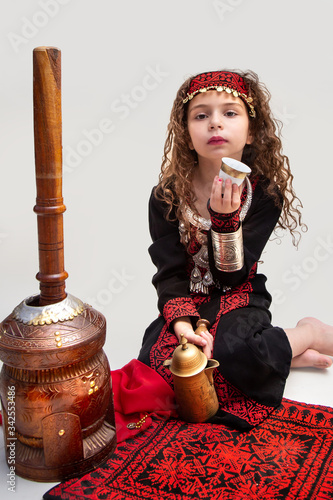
[138,70,333,429]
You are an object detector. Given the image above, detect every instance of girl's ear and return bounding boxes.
[246,131,253,145]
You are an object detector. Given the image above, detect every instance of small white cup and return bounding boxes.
[219,157,251,187]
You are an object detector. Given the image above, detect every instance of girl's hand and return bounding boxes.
[210,176,242,214]
[172,316,214,359]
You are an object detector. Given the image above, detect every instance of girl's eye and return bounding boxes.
[196,113,208,120]
[225,111,237,117]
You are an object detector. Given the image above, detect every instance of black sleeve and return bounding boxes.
[148,188,199,324]
[207,179,282,286]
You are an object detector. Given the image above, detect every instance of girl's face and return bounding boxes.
[187,90,252,166]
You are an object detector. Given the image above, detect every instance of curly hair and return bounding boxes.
[155,69,306,247]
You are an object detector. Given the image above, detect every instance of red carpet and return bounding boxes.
[44,398,333,500]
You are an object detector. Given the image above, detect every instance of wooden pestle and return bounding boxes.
[33,47,68,305]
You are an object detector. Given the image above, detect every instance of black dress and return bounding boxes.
[138,175,292,430]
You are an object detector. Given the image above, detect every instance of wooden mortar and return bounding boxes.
[0,47,116,482]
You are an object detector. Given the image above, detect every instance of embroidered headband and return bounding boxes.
[183,71,256,118]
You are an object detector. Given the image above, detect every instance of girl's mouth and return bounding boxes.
[208,136,227,145]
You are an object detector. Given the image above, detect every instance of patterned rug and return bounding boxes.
[44,399,333,500]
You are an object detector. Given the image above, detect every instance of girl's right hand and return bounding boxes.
[210,176,242,214]
[172,316,214,359]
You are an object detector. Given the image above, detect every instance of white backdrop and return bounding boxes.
[1,1,333,497]
[1,0,333,373]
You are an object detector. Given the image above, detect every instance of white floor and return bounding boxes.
[1,366,333,500]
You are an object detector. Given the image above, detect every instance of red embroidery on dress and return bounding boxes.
[226,279,253,297]
[191,294,212,308]
[213,371,273,426]
[149,322,177,386]
[249,262,257,278]
[205,281,273,426]
[187,232,202,255]
[209,208,241,232]
[250,175,259,190]
[163,297,199,327]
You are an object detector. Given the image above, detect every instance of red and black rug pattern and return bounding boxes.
[44,399,333,500]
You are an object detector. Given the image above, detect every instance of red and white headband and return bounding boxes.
[183,71,256,118]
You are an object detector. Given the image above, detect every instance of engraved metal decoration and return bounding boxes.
[211,225,244,272]
[190,246,214,294]
[12,293,84,325]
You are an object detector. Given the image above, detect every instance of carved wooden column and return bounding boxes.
[33,46,68,306]
[0,47,116,482]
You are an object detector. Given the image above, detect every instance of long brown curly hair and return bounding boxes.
[155,69,306,247]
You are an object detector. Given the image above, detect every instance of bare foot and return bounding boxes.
[291,348,332,369]
[297,316,328,332]
[296,317,333,355]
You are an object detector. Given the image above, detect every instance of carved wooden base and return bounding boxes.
[0,297,117,482]
[1,398,116,482]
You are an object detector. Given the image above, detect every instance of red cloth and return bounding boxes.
[111,359,178,442]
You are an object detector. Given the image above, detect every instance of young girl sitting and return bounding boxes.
[138,70,333,429]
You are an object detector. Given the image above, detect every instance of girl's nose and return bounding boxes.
[209,113,223,129]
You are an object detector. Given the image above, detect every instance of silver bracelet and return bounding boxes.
[211,225,244,272]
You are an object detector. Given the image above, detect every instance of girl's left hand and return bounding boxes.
[199,329,214,359]
[210,176,242,214]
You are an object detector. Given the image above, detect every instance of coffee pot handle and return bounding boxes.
[195,319,210,336]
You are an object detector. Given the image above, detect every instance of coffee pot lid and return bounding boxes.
[167,335,207,377]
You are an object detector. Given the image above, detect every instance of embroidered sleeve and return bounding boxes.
[208,204,241,233]
[163,297,200,329]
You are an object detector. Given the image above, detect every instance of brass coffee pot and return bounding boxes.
[163,319,219,423]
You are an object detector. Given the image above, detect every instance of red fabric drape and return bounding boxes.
[111,359,178,442]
